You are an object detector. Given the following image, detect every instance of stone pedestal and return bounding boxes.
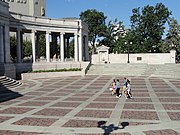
[0,64,16,79]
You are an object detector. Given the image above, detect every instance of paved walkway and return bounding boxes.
[0,75,180,135]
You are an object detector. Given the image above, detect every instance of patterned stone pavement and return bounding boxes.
[0,75,180,135]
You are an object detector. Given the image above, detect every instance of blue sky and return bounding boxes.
[46,0,180,31]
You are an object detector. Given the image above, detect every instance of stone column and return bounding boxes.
[31,30,36,63]
[36,33,40,60]
[84,35,90,61]
[52,33,57,59]
[4,24,10,63]
[20,32,23,61]
[170,50,176,63]
[16,28,22,63]
[0,25,4,63]
[67,37,70,58]
[78,31,83,62]
[46,31,50,62]
[74,33,78,61]
[60,32,64,61]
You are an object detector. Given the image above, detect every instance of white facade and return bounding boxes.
[96,45,110,63]
[0,0,90,78]
[92,50,176,64]
[9,12,89,63]
[4,0,46,16]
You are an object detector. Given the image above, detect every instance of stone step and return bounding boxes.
[0,76,23,102]
[0,76,22,89]
[87,63,180,78]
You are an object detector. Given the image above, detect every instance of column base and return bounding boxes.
[0,64,16,79]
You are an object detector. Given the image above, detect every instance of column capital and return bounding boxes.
[74,33,78,36]
[60,32,65,35]
[46,31,51,34]
[31,29,36,33]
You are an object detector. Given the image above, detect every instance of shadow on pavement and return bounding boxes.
[97,121,129,135]
[0,83,23,103]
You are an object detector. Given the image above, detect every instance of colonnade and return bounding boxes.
[0,1,89,64]
[0,25,89,64]
[10,28,89,63]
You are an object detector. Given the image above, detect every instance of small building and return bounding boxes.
[96,45,109,63]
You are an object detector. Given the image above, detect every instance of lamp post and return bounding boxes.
[125,41,132,63]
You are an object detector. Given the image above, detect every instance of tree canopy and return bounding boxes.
[80,9,107,53]
[164,17,180,58]
[99,19,126,53]
[129,3,171,53]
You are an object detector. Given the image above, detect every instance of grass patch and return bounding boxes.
[30,68,82,73]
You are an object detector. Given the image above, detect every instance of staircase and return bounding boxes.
[87,63,180,78]
[142,64,158,76]
[0,76,23,102]
[0,76,22,89]
[87,63,148,76]
[150,64,180,78]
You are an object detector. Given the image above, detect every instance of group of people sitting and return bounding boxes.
[109,77,133,99]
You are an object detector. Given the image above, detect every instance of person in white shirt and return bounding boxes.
[126,79,133,99]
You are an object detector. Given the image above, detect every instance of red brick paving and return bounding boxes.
[33,108,72,116]
[18,101,48,106]
[34,96,60,101]
[24,92,45,96]
[63,97,89,101]
[118,121,158,126]
[162,104,180,110]
[167,112,180,121]
[132,93,150,97]
[62,119,106,127]
[0,76,179,134]
[123,103,155,110]
[75,110,112,118]
[155,93,180,97]
[15,96,34,100]
[47,92,69,96]
[125,98,152,102]
[0,100,19,105]
[0,107,34,114]
[73,93,95,97]
[80,133,131,135]
[0,130,42,135]
[13,117,58,126]
[159,98,180,102]
[51,102,81,108]
[121,111,159,120]
[143,129,180,135]
[94,98,118,102]
[86,103,116,109]
[0,116,14,123]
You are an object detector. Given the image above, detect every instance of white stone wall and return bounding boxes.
[92,51,176,64]
[6,0,46,17]
[21,62,91,80]
[15,62,90,73]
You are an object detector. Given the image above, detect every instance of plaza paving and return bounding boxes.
[0,75,180,135]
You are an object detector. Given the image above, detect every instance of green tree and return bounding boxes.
[130,3,171,53]
[38,34,46,57]
[80,9,107,53]
[23,40,32,57]
[164,17,180,58]
[10,35,17,62]
[100,19,126,53]
[69,39,74,58]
